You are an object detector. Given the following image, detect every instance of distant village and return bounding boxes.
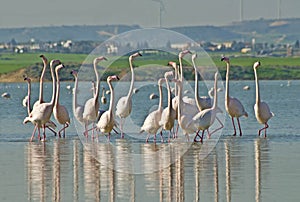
[0,37,299,57]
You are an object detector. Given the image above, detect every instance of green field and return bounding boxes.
[1,52,300,80]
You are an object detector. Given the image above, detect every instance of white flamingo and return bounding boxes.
[24,77,57,139]
[71,70,84,124]
[222,56,248,136]
[192,72,222,142]
[23,60,61,141]
[33,54,48,108]
[53,63,70,138]
[253,61,274,137]
[192,54,223,137]
[116,52,142,138]
[140,78,164,143]
[173,78,197,142]
[191,53,212,110]
[159,71,176,141]
[96,75,119,140]
[82,56,107,137]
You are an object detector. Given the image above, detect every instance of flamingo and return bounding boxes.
[140,78,165,143]
[192,53,223,136]
[222,56,248,136]
[116,52,142,138]
[24,76,57,138]
[23,60,61,141]
[82,56,107,137]
[70,70,84,124]
[53,63,70,138]
[32,54,48,108]
[96,75,119,140]
[192,72,222,142]
[253,61,274,137]
[191,53,212,110]
[159,71,176,141]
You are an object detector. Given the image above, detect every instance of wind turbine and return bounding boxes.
[240,0,244,22]
[152,0,166,28]
[277,0,282,19]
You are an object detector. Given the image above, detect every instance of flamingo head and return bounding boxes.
[55,64,65,71]
[39,54,48,64]
[253,61,261,69]
[70,70,78,77]
[94,56,107,65]
[158,78,165,86]
[164,71,173,79]
[50,59,62,68]
[129,52,142,61]
[168,61,177,69]
[221,56,229,63]
[107,75,120,82]
[24,77,31,83]
[179,50,192,58]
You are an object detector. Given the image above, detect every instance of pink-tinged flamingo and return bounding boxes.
[253,61,274,137]
[192,53,223,137]
[159,71,176,141]
[24,77,57,139]
[53,64,70,138]
[192,72,222,142]
[33,54,48,108]
[23,60,61,141]
[96,75,119,140]
[222,56,248,136]
[82,56,107,138]
[116,52,142,138]
[140,78,164,143]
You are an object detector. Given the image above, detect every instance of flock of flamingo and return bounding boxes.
[22,50,274,143]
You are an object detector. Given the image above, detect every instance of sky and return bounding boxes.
[1,0,300,28]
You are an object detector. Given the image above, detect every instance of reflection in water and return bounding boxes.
[254,139,270,202]
[26,142,50,201]
[225,141,231,202]
[25,138,273,201]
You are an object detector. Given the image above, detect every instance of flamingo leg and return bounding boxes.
[194,131,201,142]
[46,126,57,136]
[200,130,205,143]
[30,125,38,142]
[42,125,46,141]
[146,134,150,143]
[160,131,164,143]
[237,117,243,136]
[208,116,224,137]
[58,123,69,138]
[231,117,237,136]
[120,118,125,138]
[258,123,269,138]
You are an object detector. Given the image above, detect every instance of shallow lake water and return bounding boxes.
[0,80,300,201]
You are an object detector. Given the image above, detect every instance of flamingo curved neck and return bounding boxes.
[212,75,218,109]
[225,62,230,102]
[254,68,260,104]
[165,77,172,112]
[94,62,100,102]
[158,83,163,110]
[127,59,135,99]
[179,58,183,81]
[174,66,178,96]
[193,60,202,111]
[27,82,31,115]
[108,81,114,116]
[50,64,56,106]
[73,76,78,112]
[177,81,183,119]
[39,60,47,103]
[55,68,61,106]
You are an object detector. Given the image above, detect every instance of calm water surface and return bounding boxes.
[0,80,300,201]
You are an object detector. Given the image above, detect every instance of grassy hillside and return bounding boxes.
[1,53,300,82]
